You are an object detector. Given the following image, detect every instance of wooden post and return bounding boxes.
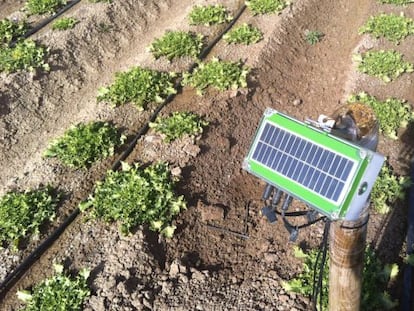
[329,212,368,311]
[328,103,378,310]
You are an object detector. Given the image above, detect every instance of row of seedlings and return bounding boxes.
[1,1,281,309]
[0,0,119,273]
[284,0,414,310]
[8,0,296,310]
[0,1,160,310]
[0,0,109,73]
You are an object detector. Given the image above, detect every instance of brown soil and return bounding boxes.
[0,0,413,310]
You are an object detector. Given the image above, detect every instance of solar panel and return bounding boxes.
[243,109,385,220]
[252,122,356,203]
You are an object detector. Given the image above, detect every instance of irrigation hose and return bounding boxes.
[0,4,247,299]
[25,0,82,38]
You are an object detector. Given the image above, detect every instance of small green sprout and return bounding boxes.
[52,17,78,30]
[223,23,263,45]
[354,50,413,82]
[305,30,324,45]
[149,111,209,142]
[359,13,414,44]
[188,4,232,26]
[245,0,289,15]
[149,31,204,61]
[182,57,249,95]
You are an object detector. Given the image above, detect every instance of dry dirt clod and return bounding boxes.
[293,98,303,106]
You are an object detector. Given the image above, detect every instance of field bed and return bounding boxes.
[0,0,413,310]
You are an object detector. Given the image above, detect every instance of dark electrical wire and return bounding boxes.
[312,219,331,311]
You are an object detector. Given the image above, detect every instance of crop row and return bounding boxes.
[0,0,291,309]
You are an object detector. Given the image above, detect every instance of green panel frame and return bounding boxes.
[244,110,368,218]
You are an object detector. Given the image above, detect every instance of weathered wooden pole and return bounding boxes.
[328,103,379,311]
[329,212,368,310]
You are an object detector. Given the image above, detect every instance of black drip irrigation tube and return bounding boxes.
[23,0,82,39]
[401,158,414,311]
[0,4,246,299]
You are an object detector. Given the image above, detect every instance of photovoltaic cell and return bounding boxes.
[252,122,356,202]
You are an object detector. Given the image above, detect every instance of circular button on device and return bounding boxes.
[359,182,368,195]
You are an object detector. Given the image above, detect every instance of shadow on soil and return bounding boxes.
[143,228,166,270]
[0,91,11,116]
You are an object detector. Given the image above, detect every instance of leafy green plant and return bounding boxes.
[148,31,204,61]
[44,121,124,168]
[0,18,27,47]
[283,246,399,310]
[282,246,329,309]
[223,23,263,45]
[348,92,414,139]
[0,186,60,249]
[378,0,414,4]
[370,163,411,214]
[25,0,67,15]
[149,111,209,142]
[182,57,249,95]
[97,66,177,109]
[80,162,186,237]
[245,0,288,15]
[0,39,49,73]
[305,30,324,45]
[52,17,78,31]
[17,263,90,311]
[353,50,413,82]
[359,13,414,44]
[188,5,232,26]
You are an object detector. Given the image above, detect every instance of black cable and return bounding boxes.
[311,219,330,311]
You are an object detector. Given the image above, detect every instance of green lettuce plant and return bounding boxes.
[97,66,177,109]
[44,121,124,168]
[354,50,413,82]
[188,5,232,26]
[81,162,186,237]
[149,111,209,142]
[245,0,288,15]
[52,17,78,30]
[0,186,60,250]
[348,92,414,139]
[359,13,414,44]
[17,264,90,311]
[0,40,49,73]
[25,0,67,15]
[223,23,263,45]
[182,57,249,95]
[149,31,204,61]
